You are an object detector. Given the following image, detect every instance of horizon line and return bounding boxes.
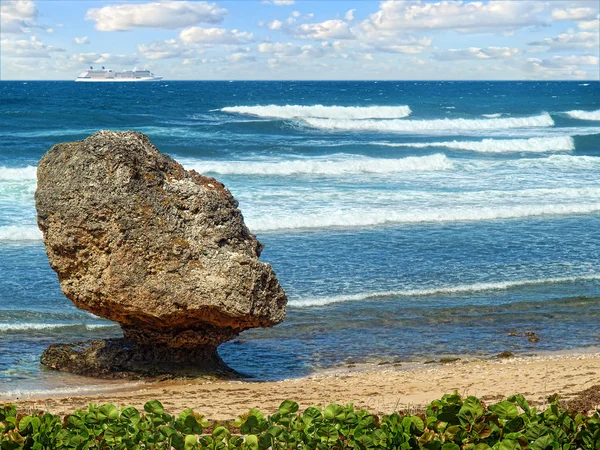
[1,79,599,82]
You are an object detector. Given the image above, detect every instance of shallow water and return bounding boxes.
[0,81,599,395]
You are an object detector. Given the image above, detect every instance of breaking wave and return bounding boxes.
[221,105,412,119]
[303,113,554,132]
[0,323,116,332]
[0,382,140,399]
[565,109,600,121]
[185,154,451,176]
[0,226,42,241]
[0,166,37,181]
[291,274,600,307]
[501,155,600,170]
[376,136,574,153]
[248,203,600,232]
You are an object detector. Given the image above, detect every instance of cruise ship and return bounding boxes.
[75,66,163,82]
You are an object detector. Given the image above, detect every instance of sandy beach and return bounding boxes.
[6,352,599,419]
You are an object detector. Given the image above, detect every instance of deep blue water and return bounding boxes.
[1,81,599,396]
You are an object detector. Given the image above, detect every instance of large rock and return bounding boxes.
[35,130,287,377]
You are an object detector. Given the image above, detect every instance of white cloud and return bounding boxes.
[257,40,340,68]
[434,46,520,61]
[374,37,433,54]
[72,53,140,66]
[227,52,256,63]
[345,9,356,21]
[258,42,300,56]
[138,39,198,59]
[292,19,355,40]
[1,36,64,57]
[85,1,227,32]
[74,36,89,45]
[529,54,599,68]
[361,0,546,35]
[529,31,599,51]
[1,0,38,33]
[262,0,295,5]
[578,16,600,30]
[267,20,283,30]
[551,7,597,21]
[179,27,253,44]
[526,54,599,79]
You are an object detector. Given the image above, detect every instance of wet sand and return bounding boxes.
[5,352,599,418]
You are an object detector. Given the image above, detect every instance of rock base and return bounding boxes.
[40,339,241,380]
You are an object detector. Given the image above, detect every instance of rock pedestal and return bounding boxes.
[35,130,287,378]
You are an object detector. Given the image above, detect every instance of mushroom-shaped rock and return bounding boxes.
[35,130,287,377]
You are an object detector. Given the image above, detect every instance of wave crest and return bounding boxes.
[565,109,600,121]
[185,154,451,176]
[0,323,116,332]
[376,136,574,153]
[291,274,600,307]
[0,166,37,181]
[303,113,554,132]
[248,203,600,232]
[0,226,42,241]
[221,105,412,119]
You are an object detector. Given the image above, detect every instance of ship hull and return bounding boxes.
[75,77,163,82]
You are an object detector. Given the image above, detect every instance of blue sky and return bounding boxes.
[1,0,599,80]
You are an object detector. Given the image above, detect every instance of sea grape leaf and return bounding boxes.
[507,395,531,416]
[525,424,549,441]
[120,406,141,426]
[17,416,32,435]
[411,416,425,433]
[244,434,259,450]
[324,404,345,421]
[184,434,198,450]
[504,417,524,432]
[530,434,556,450]
[490,401,519,420]
[279,400,299,415]
[144,400,164,415]
[212,426,230,441]
[441,443,460,450]
[99,404,119,421]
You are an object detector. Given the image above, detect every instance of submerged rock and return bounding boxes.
[35,130,287,377]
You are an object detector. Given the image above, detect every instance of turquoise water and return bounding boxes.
[1,81,599,395]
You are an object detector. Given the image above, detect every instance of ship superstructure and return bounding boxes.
[75,66,163,82]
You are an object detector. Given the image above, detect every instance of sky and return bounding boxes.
[1,0,599,80]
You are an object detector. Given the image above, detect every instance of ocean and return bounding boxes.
[0,80,599,397]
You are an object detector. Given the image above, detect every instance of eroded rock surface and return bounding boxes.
[35,130,287,377]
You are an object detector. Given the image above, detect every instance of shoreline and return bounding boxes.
[3,350,599,419]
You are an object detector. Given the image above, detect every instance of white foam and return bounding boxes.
[303,113,554,132]
[0,226,42,241]
[507,154,600,170]
[376,136,574,153]
[248,202,600,232]
[0,129,97,138]
[0,166,37,181]
[221,105,412,119]
[291,274,600,307]
[0,323,116,332]
[184,154,452,176]
[565,109,600,121]
[482,113,503,118]
[0,382,141,399]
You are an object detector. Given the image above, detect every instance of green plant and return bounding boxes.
[1,393,599,449]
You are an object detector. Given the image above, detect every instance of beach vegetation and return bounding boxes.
[1,393,599,449]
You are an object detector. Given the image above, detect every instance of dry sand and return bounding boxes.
[6,352,600,419]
